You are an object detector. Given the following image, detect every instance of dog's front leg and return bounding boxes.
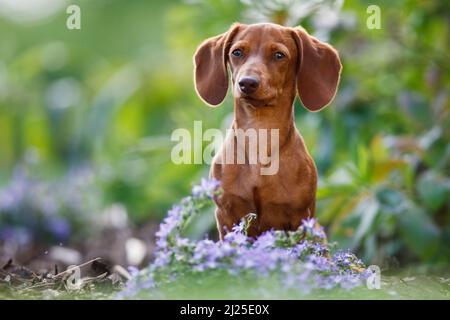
[214,193,255,240]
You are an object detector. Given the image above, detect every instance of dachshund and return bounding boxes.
[194,23,341,239]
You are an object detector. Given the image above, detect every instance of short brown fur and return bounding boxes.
[194,23,342,239]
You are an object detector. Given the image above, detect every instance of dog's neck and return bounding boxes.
[232,90,297,147]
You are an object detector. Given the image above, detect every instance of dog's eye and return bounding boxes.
[232,49,244,58]
[274,52,285,60]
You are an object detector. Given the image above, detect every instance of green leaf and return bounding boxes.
[416,170,450,212]
[399,205,440,261]
[351,196,379,249]
[356,144,369,182]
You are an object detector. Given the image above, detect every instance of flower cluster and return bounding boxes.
[0,166,103,245]
[119,179,369,299]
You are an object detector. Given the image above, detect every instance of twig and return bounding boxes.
[0,269,32,284]
[19,281,55,292]
[82,272,108,283]
[53,257,102,279]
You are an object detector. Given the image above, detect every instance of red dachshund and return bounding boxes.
[194,23,342,239]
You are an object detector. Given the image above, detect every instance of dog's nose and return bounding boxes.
[238,76,259,94]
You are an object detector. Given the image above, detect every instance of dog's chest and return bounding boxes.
[214,152,314,208]
[255,161,313,206]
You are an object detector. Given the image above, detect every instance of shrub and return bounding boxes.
[118,179,370,299]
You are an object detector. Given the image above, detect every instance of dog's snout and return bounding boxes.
[238,76,260,94]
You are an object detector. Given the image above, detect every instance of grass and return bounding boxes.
[2,181,448,300]
[1,272,449,300]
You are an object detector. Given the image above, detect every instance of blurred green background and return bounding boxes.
[0,0,449,268]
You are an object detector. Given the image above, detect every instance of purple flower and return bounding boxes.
[116,269,155,299]
[118,178,368,299]
[127,266,140,277]
[175,236,190,247]
[336,274,363,290]
[306,255,331,272]
[231,221,245,233]
[191,239,232,270]
[224,231,248,246]
[0,169,28,212]
[311,242,329,256]
[301,217,326,239]
[155,205,183,249]
[0,226,32,246]
[191,178,221,199]
[0,166,105,246]
[302,217,317,230]
[156,237,168,249]
[253,230,276,249]
[233,249,256,269]
[140,275,156,289]
[332,250,364,272]
[47,217,71,241]
[154,250,172,268]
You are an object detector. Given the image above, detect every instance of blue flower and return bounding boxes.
[224,231,248,246]
[0,226,32,246]
[192,178,221,199]
[47,217,71,241]
[118,178,368,298]
[302,217,317,230]
[253,230,276,249]
[127,266,140,277]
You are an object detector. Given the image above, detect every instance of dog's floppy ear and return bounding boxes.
[291,27,342,111]
[194,24,241,106]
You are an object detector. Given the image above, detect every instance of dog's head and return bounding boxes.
[194,23,342,111]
